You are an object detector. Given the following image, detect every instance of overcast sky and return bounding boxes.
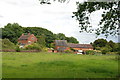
[0,0,118,43]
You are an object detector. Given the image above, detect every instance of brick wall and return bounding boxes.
[18,34,37,45]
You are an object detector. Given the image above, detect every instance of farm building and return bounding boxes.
[54,40,70,52]
[54,40,93,52]
[68,43,93,51]
[18,33,37,48]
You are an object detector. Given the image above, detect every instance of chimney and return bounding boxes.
[28,33,31,35]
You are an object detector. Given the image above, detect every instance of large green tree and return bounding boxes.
[23,27,55,48]
[66,37,79,43]
[55,33,66,40]
[37,34,46,47]
[92,38,108,48]
[2,23,24,44]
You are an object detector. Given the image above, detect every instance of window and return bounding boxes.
[31,37,34,40]
[28,41,31,44]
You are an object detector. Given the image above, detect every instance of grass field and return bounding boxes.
[2,52,119,78]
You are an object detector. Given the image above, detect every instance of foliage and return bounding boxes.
[106,52,119,55]
[101,45,112,54]
[2,23,24,44]
[66,37,79,43]
[92,38,107,48]
[39,0,68,4]
[73,1,120,37]
[23,27,55,47]
[0,39,2,49]
[85,50,96,55]
[49,43,55,49]
[92,39,120,53]
[37,35,46,47]
[64,50,73,53]
[15,45,21,52]
[38,0,120,36]
[54,33,79,44]
[55,33,66,40]
[110,43,120,52]
[25,43,42,51]
[70,48,76,52]
[2,23,79,48]
[1,39,16,49]
[45,34,55,48]
[0,28,2,38]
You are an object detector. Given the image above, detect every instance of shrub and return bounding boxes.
[70,48,76,52]
[16,46,20,52]
[42,47,48,52]
[117,52,120,55]
[106,52,119,55]
[101,46,112,54]
[25,43,42,51]
[64,50,73,53]
[95,47,101,50]
[1,39,16,49]
[85,50,96,55]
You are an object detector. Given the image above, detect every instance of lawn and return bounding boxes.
[2,52,119,78]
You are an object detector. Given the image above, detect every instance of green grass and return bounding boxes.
[2,52,119,78]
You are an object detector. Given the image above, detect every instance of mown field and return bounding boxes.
[2,52,119,78]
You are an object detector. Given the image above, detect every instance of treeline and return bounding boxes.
[1,23,79,48]
[91,39,120,54]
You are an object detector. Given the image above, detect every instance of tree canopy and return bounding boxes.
[92,38,120,52]
[2,23,24,44]
[73,1,120,37]
[39,0,120,37]
[1,23,79,48]
[92,38,108,47]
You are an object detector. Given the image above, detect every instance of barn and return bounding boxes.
[54,40,93,53]
[54,40,70,52]
[68,43,93,51]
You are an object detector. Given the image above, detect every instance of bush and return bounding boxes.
[1,39,16,49]
[85,50,96,55]
[25,43,42,51]
[42,47,48,52]
[64,50,73,53]
[101,46,112,54]
[106,52,119,55]
[70,48,76,52]
[95,47,101,50]
[16,46,20,52]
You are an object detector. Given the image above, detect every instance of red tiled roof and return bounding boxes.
[68,43,93,48]
[18,33,31,40]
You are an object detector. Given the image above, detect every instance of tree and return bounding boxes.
[93,39,107,48]
[2,23,24,44]
[39,0,68,4]
[45,34,55,47]
[66,37,79,43]
[23,26,55,48]
[72,1,120,37]
[37,35,46,47]
[55,33,66,40]
[106,40,115,51]
[39,0,120,37]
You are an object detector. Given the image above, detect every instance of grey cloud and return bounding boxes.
[0,15,3,18]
